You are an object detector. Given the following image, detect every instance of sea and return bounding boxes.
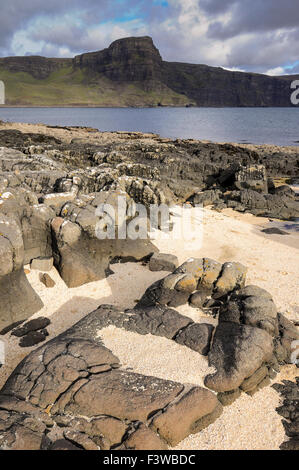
[0,106,299,147]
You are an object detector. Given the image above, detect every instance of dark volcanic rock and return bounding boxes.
[49,439,82,451]
[19,329,49,347]
[274,313,299,364]
[222,185,299,220]
[174,323,214,355]
[116,423,167,450]
[0,248,297,449]
[40,273,55,288]
[136,258,247,309]
[74,36,163,84]
[51,194,157,287]
[11,317,50,337]
[149,252,179,272]
[219,285,299,367]
[273,378,299,450]
[262,227,289,235]
[204,321,274,392]
[235,165,268,193]
[0,214,43,332]
[220,285,278,336]
[217,388,241,406]
[0,305,221,450]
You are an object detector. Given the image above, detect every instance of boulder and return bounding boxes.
[137,257,247,310]
[0,215,43,332]
[19,329,49,348]
[214,262,247,297]
[189,289,211,308]
[217,388,241,406]
[11,317,50,337]
[191,189,222,207]
[219,285,278,336]
[273,378,299,451]
[225,188,299,220]
[31,257,53,271]
[149,252,179,272]
[174,323,214,355]
[21,204,55,264]
[235,165,268,193]
[274,313,299,364]
[117,423,167,450]
[150,385,221,446]
[51,192,158,287]
[40,273,55,288]
[205,321,274,392]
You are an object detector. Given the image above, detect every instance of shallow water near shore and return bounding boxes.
[1,106,299,146]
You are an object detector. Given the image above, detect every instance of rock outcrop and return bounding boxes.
[0,127,297,327]
[0,306,222,450]
[0,214,43,332]
[273,378,299,450]
[0,254,297,449]
[136,258,247,309]
[0,128,298,220]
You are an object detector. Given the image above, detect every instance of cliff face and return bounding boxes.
[161,62,293,106]
[73,36,295,106]
[0,56,71,80]
[74,36,163,83]
[0,36,297,106]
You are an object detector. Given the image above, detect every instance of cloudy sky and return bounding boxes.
[0,0,298,75]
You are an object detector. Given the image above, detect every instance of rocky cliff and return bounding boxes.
[0,56,71,80]
[73,36,163,83]
[0,36,297,106]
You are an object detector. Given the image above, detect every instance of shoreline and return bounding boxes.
[2,105,299,108]
[1,119,299,155]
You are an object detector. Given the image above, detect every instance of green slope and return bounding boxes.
[0,65,192,107]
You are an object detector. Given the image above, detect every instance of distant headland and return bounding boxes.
[0,36,298,107]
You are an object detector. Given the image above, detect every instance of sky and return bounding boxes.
[0,0,298,76]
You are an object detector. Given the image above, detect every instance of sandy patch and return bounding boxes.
[100,326,215,388]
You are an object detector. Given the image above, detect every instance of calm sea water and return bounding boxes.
[0,107,299,146]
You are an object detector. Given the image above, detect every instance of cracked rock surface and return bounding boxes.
[0,256,297,449]
[0,306,222,449]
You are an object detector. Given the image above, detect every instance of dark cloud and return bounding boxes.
[0,1,143,53]
[199,0,238,15]
[206,0,299,39]
[0,0,173,57]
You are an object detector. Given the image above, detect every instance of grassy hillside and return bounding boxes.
[0,65,192,107]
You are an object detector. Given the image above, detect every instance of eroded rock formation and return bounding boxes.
[0,256,297,449]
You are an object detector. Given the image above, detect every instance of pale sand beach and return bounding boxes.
[0,207,298,450]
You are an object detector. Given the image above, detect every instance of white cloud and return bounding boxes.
[266,66,285,76]
[222,66,245,72]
